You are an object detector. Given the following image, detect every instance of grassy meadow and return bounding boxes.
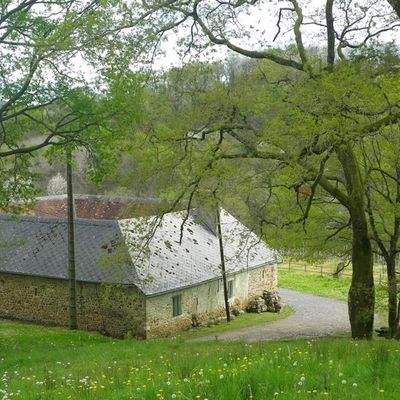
[278,268,389,320]
[1,320,400,400]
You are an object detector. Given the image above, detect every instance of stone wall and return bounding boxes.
[248,264,278,299]
[145,264,277,338]
[0,273,146,338]
[0,264,278,339]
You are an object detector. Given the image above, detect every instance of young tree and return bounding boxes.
[363,129,400,338]
[0,0,146,207]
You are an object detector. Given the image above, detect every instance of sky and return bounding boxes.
[151,0,400,70]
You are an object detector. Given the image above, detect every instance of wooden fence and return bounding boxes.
[278,258,389,285]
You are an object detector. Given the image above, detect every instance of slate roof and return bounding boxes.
[0,216,138,285]
[0,209,277,296]
[119,209,277,295]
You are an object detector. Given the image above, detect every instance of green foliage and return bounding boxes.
[0,0,149,206]
[122,55,399,258]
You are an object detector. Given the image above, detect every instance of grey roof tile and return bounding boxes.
[0,209,277,296]
[119,209,277,295]
[0,216,137,285]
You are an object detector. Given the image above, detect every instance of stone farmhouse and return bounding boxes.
[0,196,278,338]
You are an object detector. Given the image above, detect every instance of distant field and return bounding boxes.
[1,320,400,399]
[278,267,389,321]
[280,259,388,284]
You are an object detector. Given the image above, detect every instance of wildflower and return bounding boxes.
[338,372,343,377]
[300,376,305,382]
[352,383,358,387]
[219,375,224,379]
[341,380,347,385]
[171,395,177,399]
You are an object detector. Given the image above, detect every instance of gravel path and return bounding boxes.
[196,288,351,342]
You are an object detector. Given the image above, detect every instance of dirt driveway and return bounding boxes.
[196,288,351,342]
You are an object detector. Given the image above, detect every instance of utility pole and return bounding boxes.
[67,150,77,330]
[216,205,231,322]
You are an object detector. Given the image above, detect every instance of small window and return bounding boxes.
[227,280,234,299]
[172,294,182,317]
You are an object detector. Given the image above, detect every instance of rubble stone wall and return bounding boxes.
[0,272,146,338]
[248,264,278,300]
[0,263,278,338]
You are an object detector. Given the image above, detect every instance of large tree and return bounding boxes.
[126,0,400,339]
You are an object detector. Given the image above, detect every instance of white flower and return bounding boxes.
[341,380,347,385]
[47,174,67,195]
[298,381,303,386]
[352,383,358,387]
[338,372,343,377]
[300,376,305,382]
[219,375,224,379]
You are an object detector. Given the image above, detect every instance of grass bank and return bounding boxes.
[1,320,399,399]
[175,306,292,340]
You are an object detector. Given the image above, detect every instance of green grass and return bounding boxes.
[278,269,388,322]
[175,306,293,340]
[278,269,350,301]
[1,320,400,399]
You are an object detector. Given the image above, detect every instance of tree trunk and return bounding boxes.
[67,150,78,330]
[348,209,375,339]
[395,299,400,339]
[338,144,375,339]
[387,257,398,337]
